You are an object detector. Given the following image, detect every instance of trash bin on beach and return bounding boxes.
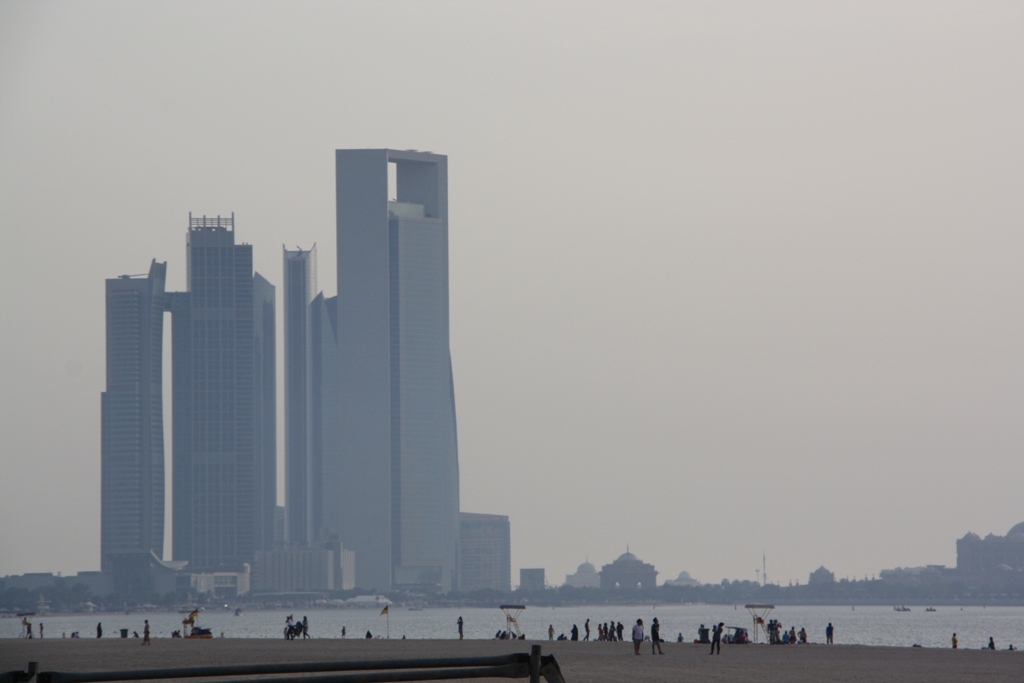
[120,629,128,638]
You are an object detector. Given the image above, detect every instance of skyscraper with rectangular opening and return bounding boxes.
[336,149,460,591]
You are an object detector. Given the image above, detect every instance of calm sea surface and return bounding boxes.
[4,605,1024,650]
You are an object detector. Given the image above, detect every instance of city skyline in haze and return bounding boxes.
[1,1,1022,589]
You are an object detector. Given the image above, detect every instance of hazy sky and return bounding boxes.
[1,1,1022,588]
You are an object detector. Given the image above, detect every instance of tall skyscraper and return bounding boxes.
[283,246,317,546]
[170,214,276,571]
[283,246,345,551]
[253,272,277,556]
[309,291,342,543]
[101,260,168,572]
[336,149,460,591]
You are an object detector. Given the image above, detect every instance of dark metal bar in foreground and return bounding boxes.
[31,646,565,683]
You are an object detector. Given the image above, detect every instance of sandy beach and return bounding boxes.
[2,637,1021,683]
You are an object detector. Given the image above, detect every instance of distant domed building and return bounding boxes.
[957,522,1024,576]
[564,560,601,588]
[808,566,835,584]
[600,550,658,590]
[663,570,700,587]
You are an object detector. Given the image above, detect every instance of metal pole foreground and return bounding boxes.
[529,645,541,683]
[24,649,566,683]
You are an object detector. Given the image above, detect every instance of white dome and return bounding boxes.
[576,562,596,574]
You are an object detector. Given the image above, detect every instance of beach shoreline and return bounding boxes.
[2,637,1021,683]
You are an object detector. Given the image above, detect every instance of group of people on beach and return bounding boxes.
[595,620,623,641]
[283,615,309,640]
[539,617,667,654]
[19,617,39,639]
[952,633,1015,651]
[544,619,615,642]
[765,619,812,645]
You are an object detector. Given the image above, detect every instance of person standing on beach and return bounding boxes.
[952,633,958,649]
[97,623,102,639]
[650,617,663,654]
[826,622,834,644]
[457,616,464,640]
[617,622,624,641]
[709,622,722,655]
[39,623,43,639]
[631,619,644,655]
[142,620,150,645]
[548,624,554,640]
[584,619,590,641]
[571,624,579,641]
[988,637,995,650]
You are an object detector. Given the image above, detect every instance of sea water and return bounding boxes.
[5,604,1024,650]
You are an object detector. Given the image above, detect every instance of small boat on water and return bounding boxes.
[925,607,937,612]
[894,605,911,612]
[234,608,243,616]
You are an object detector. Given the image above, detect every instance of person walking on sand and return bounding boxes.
[709,622,723,655]
[97,623,103,639]
[650,617,663,654]
[302,616,309,639]
[952,633,958,649]
[632,619,644,655]
[584,619,590,641]
[458,616,464,640]
[826,622,834,644]
[142,620,150,645]
[548,625,554,641]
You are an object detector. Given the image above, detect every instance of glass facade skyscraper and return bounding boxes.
[101,260,167,571]
[283,246,317,546]
[170,214,276,571]
[310,292,342,543]
[283,246,345,550]
[336,149,460,591]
